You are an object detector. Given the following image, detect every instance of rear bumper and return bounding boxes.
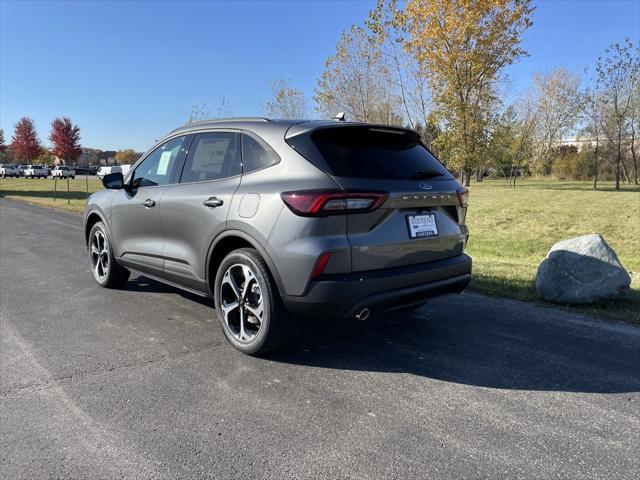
[282,254,472,318]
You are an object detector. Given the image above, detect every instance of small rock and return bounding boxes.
[535,234,631,304]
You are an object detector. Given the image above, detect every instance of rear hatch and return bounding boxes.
[286,124,467,272]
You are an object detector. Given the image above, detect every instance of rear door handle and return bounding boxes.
[203,197,224,208]
[142,199,156,208]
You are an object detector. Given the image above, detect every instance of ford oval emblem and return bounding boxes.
[418,183,433,190]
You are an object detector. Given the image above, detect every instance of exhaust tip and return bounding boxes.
[355,308,370,321]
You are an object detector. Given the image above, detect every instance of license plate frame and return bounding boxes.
[406,213,438,239]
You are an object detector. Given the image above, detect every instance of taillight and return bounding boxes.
[281,190,387,217]
[456,187,469,208]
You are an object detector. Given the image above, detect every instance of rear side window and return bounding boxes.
[288,126,451,180]
[242,134,278,174]
[180,132,241,183]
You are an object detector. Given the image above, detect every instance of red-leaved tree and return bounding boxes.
[11,117,42,161]
[49,117,82,164]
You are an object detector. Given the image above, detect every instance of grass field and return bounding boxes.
[465,179,640,323]
[1,176,639,323]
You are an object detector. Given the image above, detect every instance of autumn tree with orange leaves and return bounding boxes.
[405,0,534,185]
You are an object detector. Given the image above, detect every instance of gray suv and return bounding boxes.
[84,118,471,355]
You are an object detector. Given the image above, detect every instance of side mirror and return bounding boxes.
[102,172,124,189]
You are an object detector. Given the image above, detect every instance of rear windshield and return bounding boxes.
[287,126,451,180]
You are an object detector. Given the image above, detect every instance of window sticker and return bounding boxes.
[157,150,173,175]
[192,138,230,176]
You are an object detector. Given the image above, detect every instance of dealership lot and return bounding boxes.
[1,198,639,479]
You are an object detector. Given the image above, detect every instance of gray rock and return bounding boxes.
[535,234,631,304]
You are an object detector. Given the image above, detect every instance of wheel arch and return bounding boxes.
[206,230,285,299]
[84,210,108,247]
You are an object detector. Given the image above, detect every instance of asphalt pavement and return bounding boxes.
[1,198,639,479]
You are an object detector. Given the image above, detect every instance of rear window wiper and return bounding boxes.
[411,169,444,180]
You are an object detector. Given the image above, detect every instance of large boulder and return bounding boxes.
[535,234,631,304]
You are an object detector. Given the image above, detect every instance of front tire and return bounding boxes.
[214,248,294,355]
[88,221,130,288]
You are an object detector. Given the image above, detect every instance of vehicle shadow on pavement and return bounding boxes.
[126,276,639,395]
[268,306,640,395]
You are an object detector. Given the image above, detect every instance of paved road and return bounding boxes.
[1,198,639,479]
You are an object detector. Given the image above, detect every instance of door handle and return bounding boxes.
[142,199,156,208]
[203,197,224,208]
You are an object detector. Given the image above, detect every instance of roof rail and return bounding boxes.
[187,117,270,126]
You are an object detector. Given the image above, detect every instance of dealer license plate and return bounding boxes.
[407,214,438,239]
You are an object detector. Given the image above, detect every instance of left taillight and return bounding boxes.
[280,189,387,217]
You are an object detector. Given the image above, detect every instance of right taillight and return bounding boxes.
[456,187,469,207]
[281,189,387,217]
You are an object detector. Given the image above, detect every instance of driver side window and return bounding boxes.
[132,136,187,187]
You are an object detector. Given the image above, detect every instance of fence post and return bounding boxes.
[85,174,89,198]
[67,176,70,205]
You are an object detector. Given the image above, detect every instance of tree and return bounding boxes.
[115,149,138,164]
[596,38,640,190]
[217,97,233,118]
[366,0,431,130]
[629,82,640,184]
[11,117,41,162]
[527,68,585,175]
[405,0,534,186]
[315,25,402,124]
[262,78,307,118]
[49,117,82,165]
[188,103,211,123]
[582,74,606,189]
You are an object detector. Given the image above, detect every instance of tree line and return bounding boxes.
[0,117,82,166]
[259,0,639,189]
[0,117,140,166]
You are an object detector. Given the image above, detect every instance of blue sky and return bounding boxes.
[1,0,639,151]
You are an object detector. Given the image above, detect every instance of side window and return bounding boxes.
[132,136,187,187]
[180,132,240,183]
[242,133,278,174]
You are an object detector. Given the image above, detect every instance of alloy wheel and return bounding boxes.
[90,230,110,282]
[220,263,264,342]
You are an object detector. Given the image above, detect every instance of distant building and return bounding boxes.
[100,151,117,165]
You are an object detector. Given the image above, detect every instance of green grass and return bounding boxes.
[465,179,640,324]
[2,176,639,323]
[0,176,102,213]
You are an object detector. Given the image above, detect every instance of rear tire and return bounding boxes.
[88,221,130,289]
[214,248,294,355]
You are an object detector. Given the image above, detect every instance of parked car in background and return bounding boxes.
[97,165,122,179]
[0,164,20,178]
[84,118,471,355]
[72,164,90,175]
[51,165,75,179]
[24,164,48,178]
[16,164,26,177]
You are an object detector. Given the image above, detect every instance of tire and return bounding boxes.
[88,221,130,288]
[214,248,294,355]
